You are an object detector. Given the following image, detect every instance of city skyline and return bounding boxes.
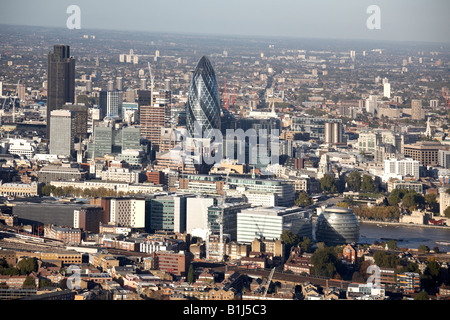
[0,2,449,304]
[0,0,449,44]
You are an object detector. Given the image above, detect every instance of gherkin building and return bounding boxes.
[186,56,221,140]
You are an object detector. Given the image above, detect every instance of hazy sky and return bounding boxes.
[1,0,449,43]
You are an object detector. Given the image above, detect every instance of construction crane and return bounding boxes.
[263,267,276,297]
[217,171,230,262]
[13,80,20,123]
[220,79,236,112]
[148,62,155,105]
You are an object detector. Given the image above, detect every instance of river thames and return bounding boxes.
[358,222,450,252]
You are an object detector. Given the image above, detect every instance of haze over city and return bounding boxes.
[1,0,449,43]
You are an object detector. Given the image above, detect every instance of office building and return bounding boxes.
[365,95,378,114]
[403,141,447,166]
[291,117,342,141]
[186,196,216,236]
[116,77,123,91]
[4,138,36,158]
[176,174,295,207]
[38,164,88,184]
[100,167,143,184]
[186,56,221,140]
[207,202,252,241]
[383,79,391,99]
[357,131,381,154]
[49,109,75,156]
[149,195,189,233]
[439,150,450,169]
[99,90,123,119]
[430,99,439,110]
[137,89,151,121]
[388,180,423,194]
[140,104,166,149]
[236,206,312,244]
[8,199,93,228]
[110,197,148,229]
[227,176,296,207]
[324,122,344,145]
[150,250,192,276]
[411,99,424,120]
[383,158,420,181]
[62,104,88,140]
[86,123,141,159]
[47,44,75,138]
[73,206,104,233]
[44,225,81,244]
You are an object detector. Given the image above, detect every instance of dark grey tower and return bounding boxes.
[186,56,221,140]
[47,44,75,138]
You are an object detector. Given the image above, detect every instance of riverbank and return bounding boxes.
[359,219,450,230]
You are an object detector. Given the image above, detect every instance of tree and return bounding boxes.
[373,251,399,268]
[444,206,450,219]
[22,276,37,288]
[414,291,429,300]
[281,230,300,254]
[400,262,420,274]
[388,189,406,206]
[421,261,441,292]
[295,192,312,207]
[346,171,361,192]
[418,245,430,253]
[398,190,424,210]
[299,237,313,253]
[387,240,398,250]
[424,193,438,213]
[39,279,53,288]
[17,258,38,275]
[41,185,56,197]
[311,247,341,278]
[361,174,376,193]
[336,202,349,208]
[320,174,338,194]
[187,264,195,284]
[2,267,19,276]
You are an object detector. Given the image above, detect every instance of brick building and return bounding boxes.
[151,250,193,276]
[44,225,81,244]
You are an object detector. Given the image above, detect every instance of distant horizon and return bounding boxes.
[1,0,449,44]
[1,23,449,48]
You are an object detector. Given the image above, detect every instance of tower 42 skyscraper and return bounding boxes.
[47,45,75,138]
[186,56,221,140]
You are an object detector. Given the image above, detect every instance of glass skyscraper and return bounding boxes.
[186,56,221,140]
[99,90,123,119]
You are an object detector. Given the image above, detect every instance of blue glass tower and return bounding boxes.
[186,56,221,140]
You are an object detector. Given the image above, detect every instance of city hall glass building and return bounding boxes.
[315,207,360,246]
[186,56,221,140]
